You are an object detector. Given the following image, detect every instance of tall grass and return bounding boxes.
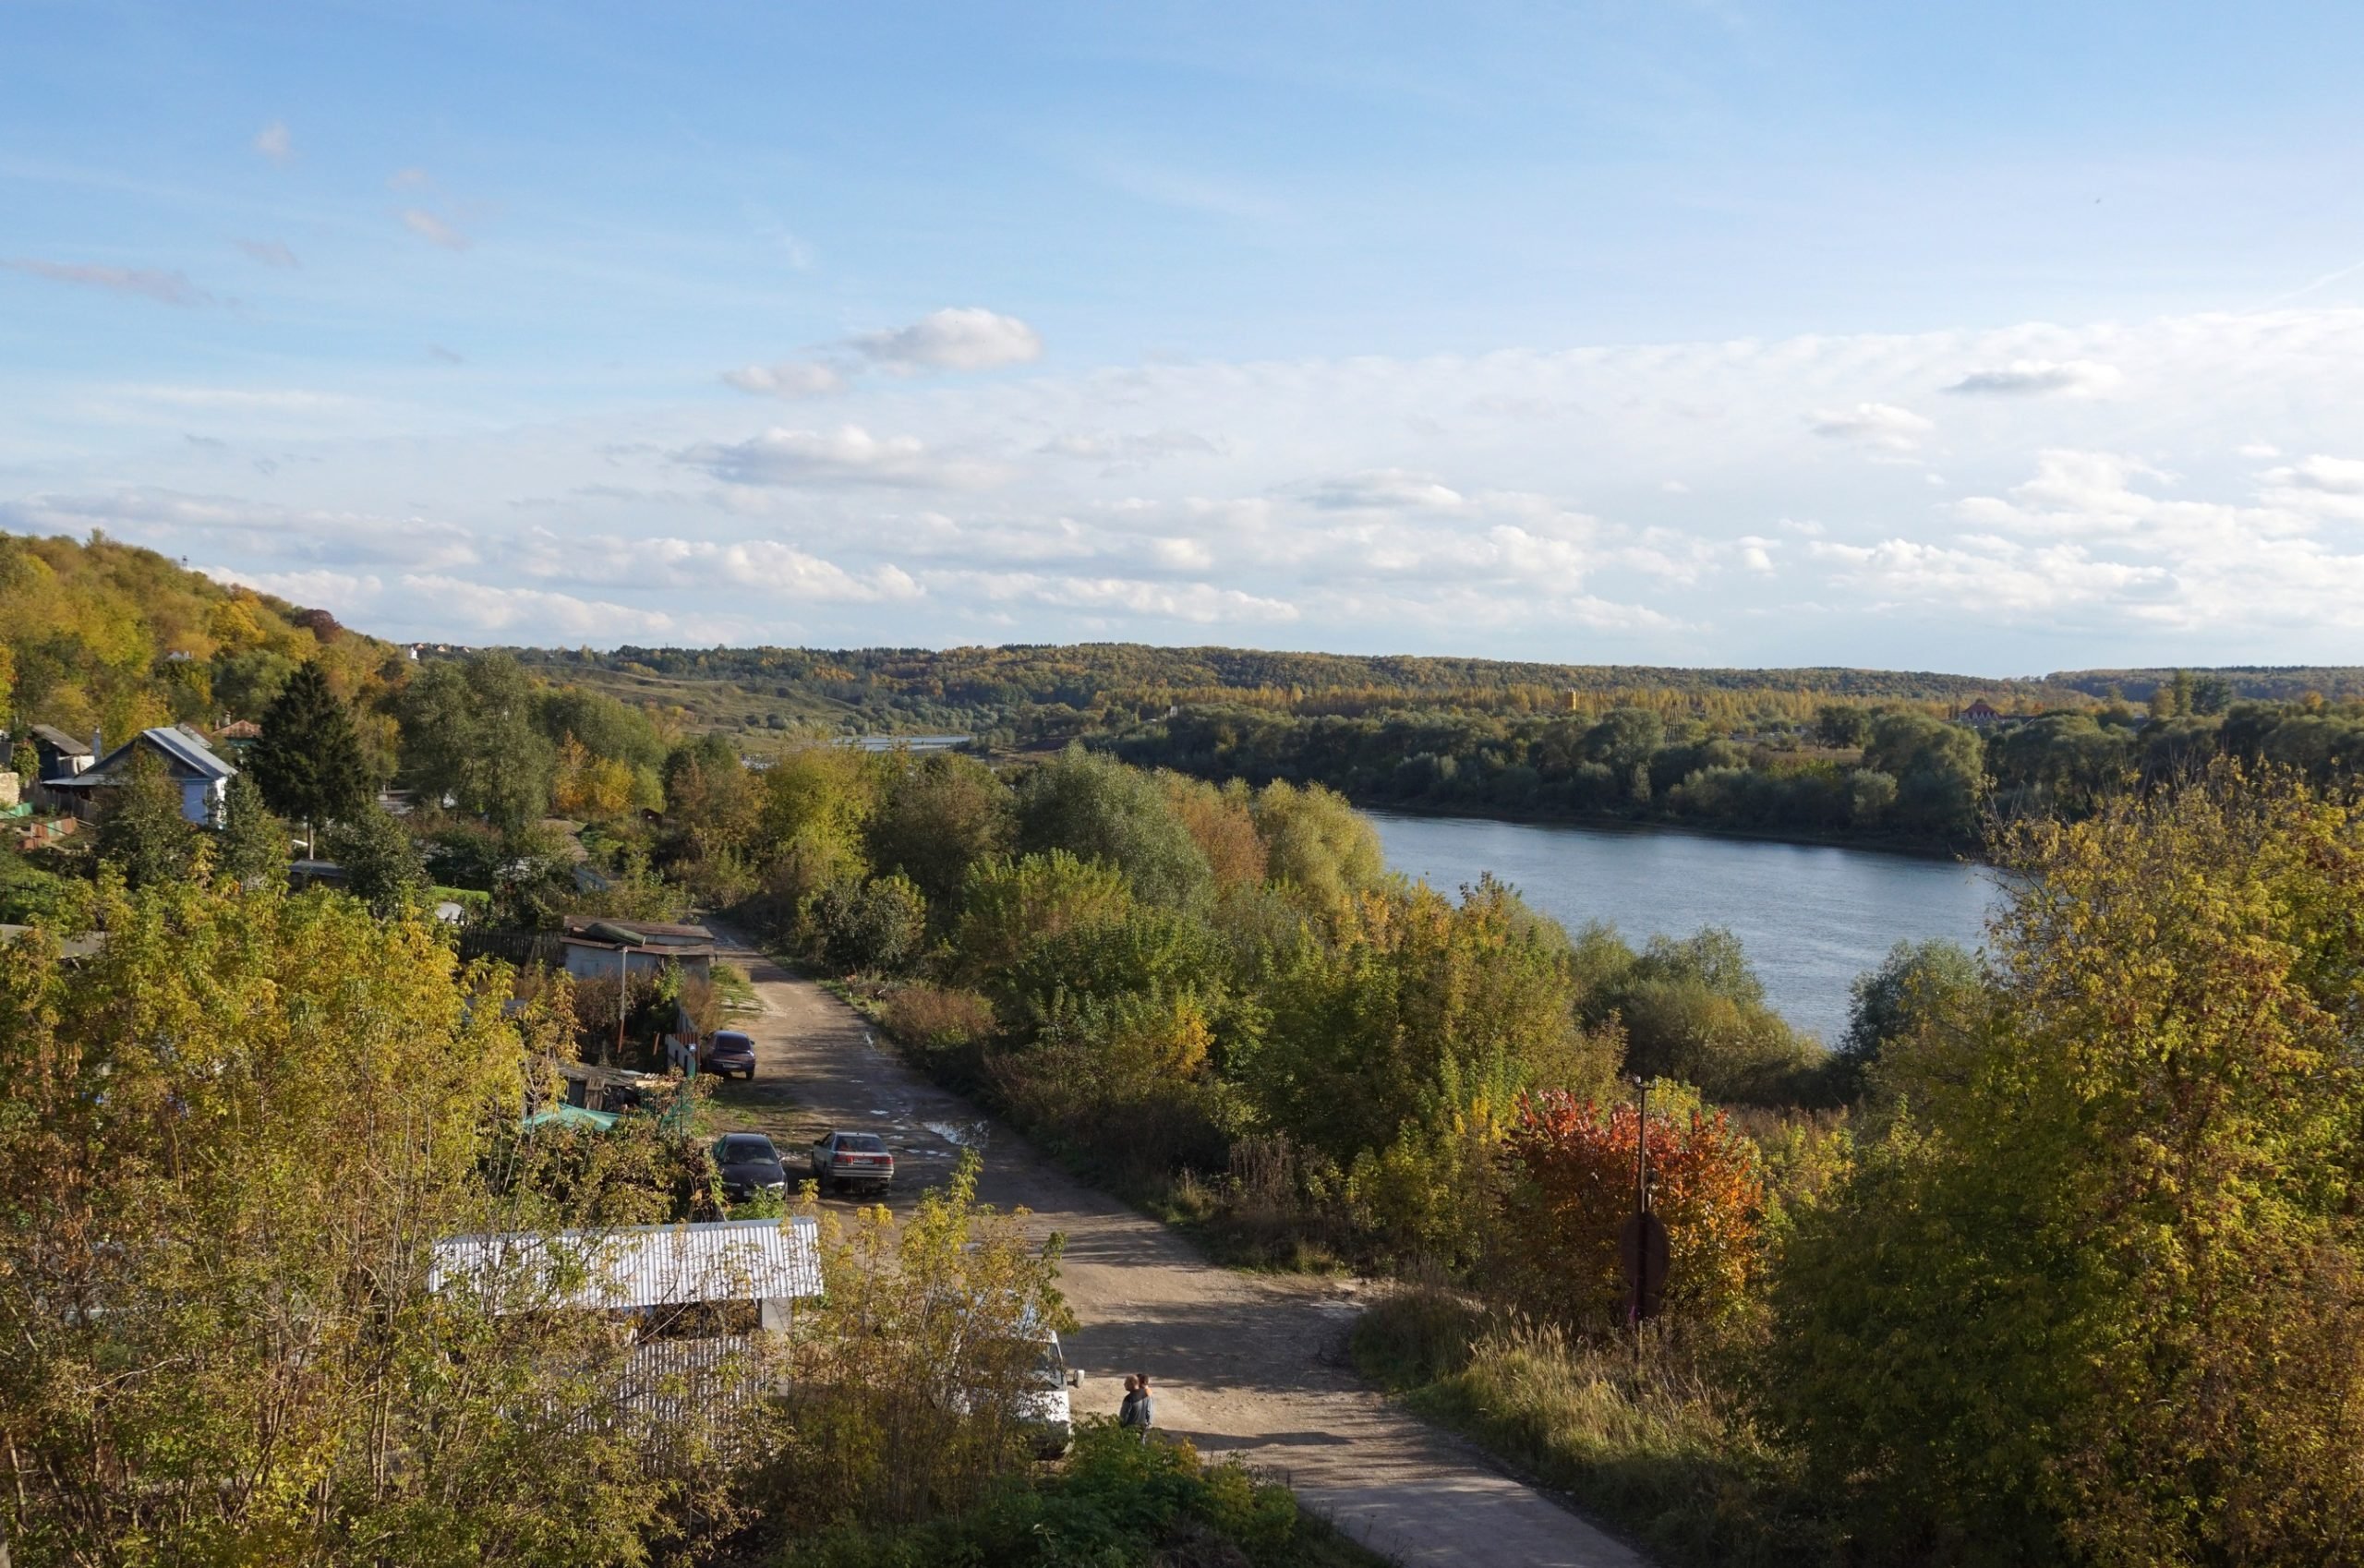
[1352,1286,1828,1567]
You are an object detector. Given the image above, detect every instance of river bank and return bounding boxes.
[1367,811,2001,1044]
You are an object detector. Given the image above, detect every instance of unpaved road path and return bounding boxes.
[702,931,1646,1568]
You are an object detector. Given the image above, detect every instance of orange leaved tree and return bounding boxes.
[1501,1089,1765,1324]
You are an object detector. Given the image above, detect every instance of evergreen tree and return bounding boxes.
[213,770,288,887]
[251,661,370,848]
[96,750,197,889]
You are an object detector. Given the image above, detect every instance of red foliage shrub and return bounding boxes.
[1502,1090,1765,1322]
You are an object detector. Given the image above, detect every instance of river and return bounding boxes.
[1367,813,2003,1044]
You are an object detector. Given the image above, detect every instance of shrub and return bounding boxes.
[1502,1090,1767,1324]
[808,874,929,975]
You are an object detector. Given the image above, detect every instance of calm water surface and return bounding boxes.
[1368,813,2003,1044]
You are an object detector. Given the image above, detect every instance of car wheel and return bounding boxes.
[744,1066,756,1080]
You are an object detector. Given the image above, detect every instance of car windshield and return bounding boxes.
[713,1032,751,1049]
[838,1134,887,1152]
[718,1137,775,1162]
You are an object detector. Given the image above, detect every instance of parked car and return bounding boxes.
[809,1129,895,1193]
[1019,1328,1081,1457]
[940,1308,1080,1458]
[701,1029,757,1080]
[712,1132,788,1201]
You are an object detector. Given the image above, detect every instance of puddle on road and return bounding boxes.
[923,1119,991,1150]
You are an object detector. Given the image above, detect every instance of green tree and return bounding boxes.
[212,768,288,887]
[1014,745,1212,910]
[866,751,1014,913]
[809,873,930,975]
[251,659,372,846]
[1764,766,2364,1565]
[397,654,556,831]
[1253,779,1384,908]
[1836,937,1984,1097]
[94,749,197,888]
[323,803,430,917]
[0,877,697,1563]
[1816,703,1873,748]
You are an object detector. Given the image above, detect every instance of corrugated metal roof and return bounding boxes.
[139,726,235,779]
[430,1216,822,1311]
[28,725,90,755]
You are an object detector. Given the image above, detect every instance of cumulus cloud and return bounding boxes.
[851,307,1043,372]
[2263,454,2364,495]
[927,569,1297,624]
[516,532,921,602]
[201,565,382,610]
[3,259,211,307]
[722,360,845,399]
[1809,403,1933,452]
[0,488,479,573]
[397,575,676,638]
[402,210,470,249]
[253,121,293,163]
[676,426,1004,489]
[1944,358,2122,398]
[1300,469,1467,511]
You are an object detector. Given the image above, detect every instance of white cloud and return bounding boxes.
[722,360,845,399]
[1809,403,1933,452]
[397,575,676,638]
[253,121,292,163]
[3,259,211,307]
[516,532,921,602]
[401,210,470,250]
[677,425,1005,489]
[2263,454,2364,495]
[1944,358,2122,398]
[200,565,382,610]
[389,167,433,190]
[2239,442,2283,459]
[927,569,1297,624]
[1041,428,1218,462]
[1300,469,1467,511]
[850,308,1042,372]
[234,239,298,269]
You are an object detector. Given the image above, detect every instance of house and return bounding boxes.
[212,718,263,758]
[1956,698,2004,730]
[23,725,95,790]
[561,918,718,985]
[42,726,237,826]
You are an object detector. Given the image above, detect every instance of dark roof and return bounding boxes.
[56,727,236,788]
[562,918,716,944]
[28,725,90,756]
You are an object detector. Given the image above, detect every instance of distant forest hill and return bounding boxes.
[2051,667,2364,704]
[518,642,2105,743]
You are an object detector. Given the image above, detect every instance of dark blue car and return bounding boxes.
[702,1029,757,1080]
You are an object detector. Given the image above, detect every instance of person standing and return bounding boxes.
[1118,1374,1142,1436]
[1128,1373,1154,1444]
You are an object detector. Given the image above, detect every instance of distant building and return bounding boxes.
[24,725,94,786]
[1956,698,2004,730]
[561,918,719,984]
[213,718,263,758]
[42,726,237,826]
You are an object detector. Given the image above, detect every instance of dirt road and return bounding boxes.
[702,932,1646,1568]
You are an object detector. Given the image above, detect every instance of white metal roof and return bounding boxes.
[430,1216,821,1311]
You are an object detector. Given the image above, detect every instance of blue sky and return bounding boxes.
[8,1,2364,670]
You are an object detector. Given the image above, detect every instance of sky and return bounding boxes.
[7,2,2364,673]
